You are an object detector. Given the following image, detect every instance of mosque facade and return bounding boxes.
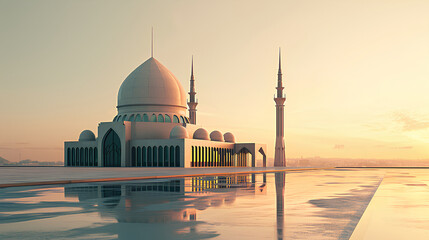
[64,54,268,167]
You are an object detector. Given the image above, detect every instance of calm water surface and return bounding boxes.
[1,169,426,240]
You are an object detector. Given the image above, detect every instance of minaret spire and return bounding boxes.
[191,56,194,80]
[278,48,282,74]
[274,48,286,167]
[187,56,198,124]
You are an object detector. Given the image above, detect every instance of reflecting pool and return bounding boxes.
[0,168,417,240]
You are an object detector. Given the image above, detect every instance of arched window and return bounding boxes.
[94,147,98,166]
[211,147,214,167]
[173,115,179,123]
[142,146,147,167]
[76,148,80,166]
[150,114,157,122]
[185,117,190,123]
[170,146,174,166]
[75,147,79,166]
[147,147,152,167]
[135,114,142,122]
[191,146,194,167]
[175,146,180,167]
[123,115,128,122]
[153,146,158,167]
[164,146,168,167]
[180,116,185,124]
[128,114,135,121]
[143,114,149,122]
[89,148,94,166]
[206,147,209,167]
[165,114,171,123]
[67,148,71,166]
[103,129,121,167]
[158,147,163,167]
[137,147,142,167]
[201,147,205,167]
[85,148,89,166]
[217,148,220,166]
[131,147,136,167]
[116,116,121,122]
[71,148,75,166]
[80,147,85,166]
[158,114,164,122]
[113,116,118,122]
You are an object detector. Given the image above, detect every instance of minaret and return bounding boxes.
[274,49,286,167]
[187,56,198,124]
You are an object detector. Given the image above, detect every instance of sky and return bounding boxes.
[0,0,428,162]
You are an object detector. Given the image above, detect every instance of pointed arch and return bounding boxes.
[165,114,171,123]
[135,114,142,122]
[173,115,179,123]
[103,129,121,167]
[158,114,164,122]
[143,114,149,122]
[150,114,157,122]
[128,114,135,121]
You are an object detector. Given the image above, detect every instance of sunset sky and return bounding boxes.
[1,0,428,162]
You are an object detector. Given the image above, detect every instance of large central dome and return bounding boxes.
[117,57,187,113]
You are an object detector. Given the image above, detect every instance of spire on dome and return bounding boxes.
[151,27,154,58]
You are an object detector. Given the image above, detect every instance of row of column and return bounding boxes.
[131,146,181,167]
[66,147,98,167]
[191,147,241,167]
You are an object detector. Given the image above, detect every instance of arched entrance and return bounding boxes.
[103,129,121,167]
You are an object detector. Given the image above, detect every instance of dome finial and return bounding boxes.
[151,27,154,58]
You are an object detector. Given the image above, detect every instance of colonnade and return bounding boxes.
[131,145,181,167]
[191,147,246,167]
[66,147,98,166]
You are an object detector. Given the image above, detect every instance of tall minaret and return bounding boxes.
[274,49,286,167]
[187,56,197,124]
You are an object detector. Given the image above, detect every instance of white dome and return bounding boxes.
[79,130,96,141]
[210,131,224,142]
[117,57,187,115]
[193,128,209,140]
[223,132,236,143]
[170,126,189,139]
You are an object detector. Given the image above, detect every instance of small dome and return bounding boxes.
[79,130,96,141]
[224,132,236,143]
[210,131,224,142]
[170,126,189,139]
[193,128,209,140]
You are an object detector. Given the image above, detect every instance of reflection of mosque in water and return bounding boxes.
[64,174,270,238]
[275,172,286,240]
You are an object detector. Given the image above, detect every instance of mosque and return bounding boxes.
[64,49,270,168]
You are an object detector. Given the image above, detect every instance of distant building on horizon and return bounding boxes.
[64,48,267,168]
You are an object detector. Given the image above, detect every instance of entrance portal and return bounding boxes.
[103,129,121,167]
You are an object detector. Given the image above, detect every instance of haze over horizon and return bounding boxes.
[1,0,428,162]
